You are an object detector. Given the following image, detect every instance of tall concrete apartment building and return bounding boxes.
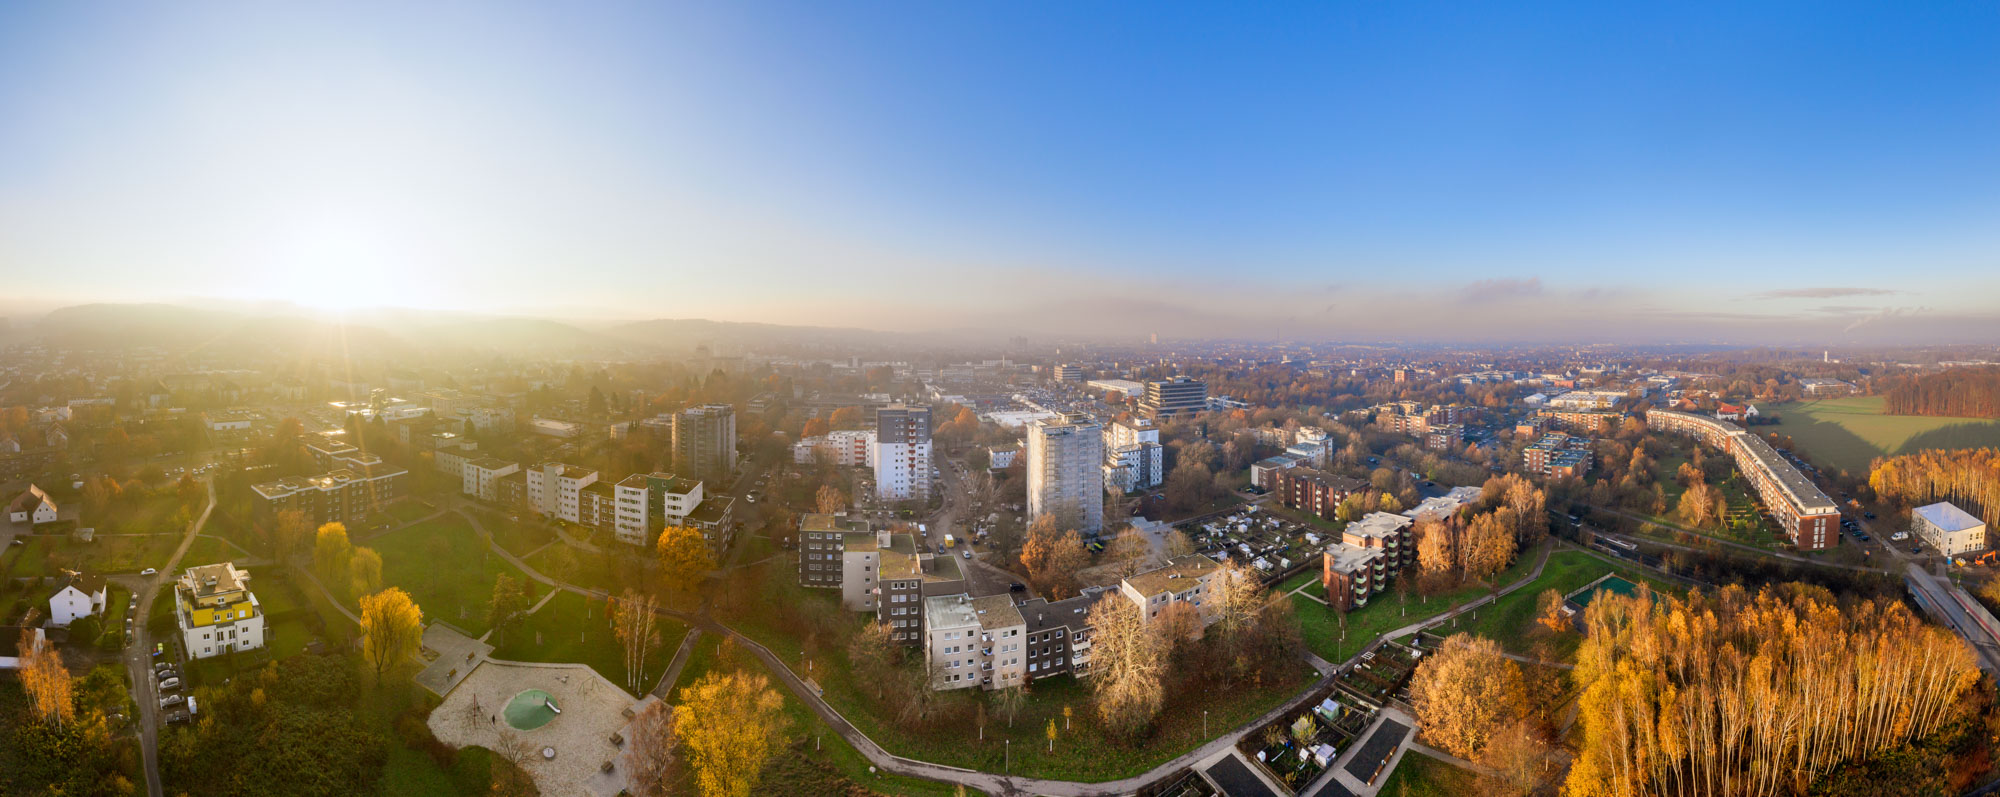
[1139,377,1207,420]
[872,404,933,502]
[1102,417,1164,494]
[672,405,737,483]
[1027,413,1105,538]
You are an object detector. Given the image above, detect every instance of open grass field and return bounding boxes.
[488,589,688,695]
[1377,750,1477,797]
[1292,546,1542,664]
[366,517,546,636]
[2,532,183,575]
[1767,396,2000,474]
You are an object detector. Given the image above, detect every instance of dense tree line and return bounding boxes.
[1881,367,2000,419]
[1870,447,2000,529]
[1567,583,1980,797]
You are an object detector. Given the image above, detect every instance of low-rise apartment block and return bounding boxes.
[175,562,265,660]
[1119,554,1222,626]
[1646,410,1841,550]
[1522,433,1594,478]
[1017,594,1099,680]
[462,457,519,501]
[1537,409,1620,436]
[1272,468,1366,518]
[924,594,1027,691]
[1914,502,1986,556]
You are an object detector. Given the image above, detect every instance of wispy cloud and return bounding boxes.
[1842,306,1928,333]
[1752,287,1902,300]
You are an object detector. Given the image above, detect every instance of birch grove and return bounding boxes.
[1565,583,1979,797]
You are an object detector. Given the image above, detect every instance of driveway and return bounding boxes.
[122,478,216,797]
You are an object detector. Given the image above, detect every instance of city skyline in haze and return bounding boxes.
[3,2,1998,344]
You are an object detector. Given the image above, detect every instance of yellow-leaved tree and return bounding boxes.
[656,526,715,608]
[676,670,787,797]
[359,587,423,680]
[1409,633,1526,759]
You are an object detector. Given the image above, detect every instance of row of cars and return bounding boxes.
[154,658,192,724]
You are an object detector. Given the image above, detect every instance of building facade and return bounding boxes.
[1102,418,1164,494]
[872,404,933,502]
[923,594,1027,691]
[672,405,738,483]
[1139,377,1207,420]
[1027,413,1105,537]
[525,462,599,524]
[175,563,266,660]
[1522,433,1594,478]
[1914,502,1987,556]
[1646,410,1841,550]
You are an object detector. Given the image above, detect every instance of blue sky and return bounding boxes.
[2,1,1997,342]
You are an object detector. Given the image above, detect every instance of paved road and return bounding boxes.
[123,478,216,797]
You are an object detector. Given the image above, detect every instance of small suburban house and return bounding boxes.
[8,485,58,524]
[47,572,108,627]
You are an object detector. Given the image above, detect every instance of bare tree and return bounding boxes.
[613,588,662,694]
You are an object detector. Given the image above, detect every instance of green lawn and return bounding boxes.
[1294,547,1542,664]
[3,532,185,575]
[365,517,546,636]
[1766,396,2000,475]
[488,590,688,694]
[386,500,437,523]
[1378,750,1477,797]
[1451,548,1681,661]
[467,509,556,557]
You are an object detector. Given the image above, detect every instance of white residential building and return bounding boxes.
[525,462,598,524]
[1028,413,1104,537]
[873,404,933,502]
[793,429,877,467]
[174,563,266,660]
[611,473,707,547]
[46,573,107,627]
[1914,502,1987,556]
[462,458,519,502]
[8,485,58,524]
[923,594,1027,690]
[1119,554,1223,626]
[1102,418,1164,494]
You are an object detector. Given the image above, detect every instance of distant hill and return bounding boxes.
[21,303,624,357]
[604,317,907,350]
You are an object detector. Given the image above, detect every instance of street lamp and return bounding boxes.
[1005,739,1010,773]
[1203,710,1208,738]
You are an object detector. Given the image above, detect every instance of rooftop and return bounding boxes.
[1123,554,1221,597]
[1324,543,1387,573]
[800,513,871,534]
[180,562,248,599]
[1916,502,1985,533]
[1349,512,1415,540]
[924,594,981,631]
[971,594,1025,630]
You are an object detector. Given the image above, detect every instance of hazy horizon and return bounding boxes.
[4,2,1999,344]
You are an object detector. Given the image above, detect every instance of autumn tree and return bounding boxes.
[1106,525,1153,577]
[1534,589,1568,634]
[348,546,384,597]
[1086,594,1165,737]
[1021,526,1090,600]
[1677,481,1722,529]
[488,573,533,639]
[1463,509,1517,585]
[18,625,73,728]
[676,671,788,797]
[1409,633,1526,759]
[314,522,352,587]
[359,588,423,680]
[623,694,679,797]
[272,508,313,568]
[814,483,846,515]
[1480,720,1557,796]
[1567,583,1981,797]
[1163,529,1196,559]
[612,588,661,694]
[1165,460,1215,513]
[657,525,716,607]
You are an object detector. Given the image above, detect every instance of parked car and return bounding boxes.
[156,669,178,681]
[140,568,157,576]
[961,550,972,560]
[159,677,181,691]
[159,695,184,709]
[1008,582,1027,593]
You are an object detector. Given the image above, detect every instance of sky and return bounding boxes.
[2,1,1998,343]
